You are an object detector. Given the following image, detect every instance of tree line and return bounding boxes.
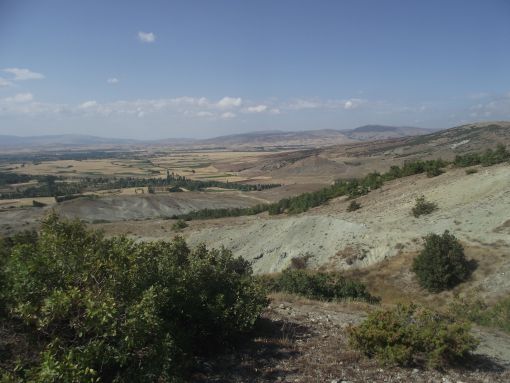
[175,144,510,220]
[0,172,280,200]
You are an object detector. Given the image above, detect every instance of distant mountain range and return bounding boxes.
[0,125,434,150]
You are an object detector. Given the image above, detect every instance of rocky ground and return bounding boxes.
[191,294,510,383]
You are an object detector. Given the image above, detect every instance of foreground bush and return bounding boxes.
[1,214,267,382]
[412,231,473,292]
[411,195,438,217]
[348,304,478,368]
[260,269,379,304]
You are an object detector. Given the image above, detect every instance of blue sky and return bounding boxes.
[0,0,509,139]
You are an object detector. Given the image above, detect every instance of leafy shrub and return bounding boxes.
[450,295,510,333]
[454,144,510,167]
[348,304,478,368]
[454,153,481,167]
[1,214,267,382]
[480,144,510,166]
[412,231,473,292]
[347,200,361,212]
[261,269,379,303]
[411,195,438,218]
[172,218,188,230]
[426,162,444,177]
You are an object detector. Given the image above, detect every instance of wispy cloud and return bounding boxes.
[107,77,119,84]
[137,31,156,43]
[0,94,437,124]
[217,96,242,109]
[343,98,365,110]
[244,104,268,113]
[0,77,12,87]
[4,93,34,103]
[221,112,236,119]
[79,100,98,109]
[3,68,45,81]
[286,99,321,110]
[285,97,367,111]
[469,92,510,118]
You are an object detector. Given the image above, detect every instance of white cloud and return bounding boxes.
[0,77,12,87]
[137,31,156,43]
[221,112,236,119]
[79,100,98,109]
[4,93,33,103]
[344,98,365,110]
[3,68,45,81]
[467,92,489,100]
[107,77,119,84]
[244,104,268,113]
[217,96,242,109]
[287,99,321,110]
[197,111,214,117]
[468,93,510,117]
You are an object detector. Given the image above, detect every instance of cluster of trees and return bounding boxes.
[0,215,267,382]
[0,172,31,186]
[454,144,510,167]
[0,150,134,164]
[0,173,280,200]
[175,158,449,220]
[175,144,509,221]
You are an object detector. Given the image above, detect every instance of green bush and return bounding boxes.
[412,231,473,292]
[347,200,361,212]
[172,219,188,230]
[450,295,510,333]
[411,195,438,217]
[1,214,267,382]
[261,269,379,304]
[348,304,479,368]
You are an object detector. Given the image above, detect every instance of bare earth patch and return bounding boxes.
[191,295,510,382]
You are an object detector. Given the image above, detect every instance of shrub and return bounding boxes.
[172,218,188,230]
[1,214,267,382]
[262,269,379,304]
[411,195,438,218]
[412,231,473,292]
[347,200,361,212]
[348,304,478,368]
[426,162,444,177]
[480,144,510,166]
[450,295,510,333]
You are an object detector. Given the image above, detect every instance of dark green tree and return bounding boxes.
[412,231,473,292]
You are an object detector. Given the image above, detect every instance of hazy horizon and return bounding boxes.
[1,0,509,139]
